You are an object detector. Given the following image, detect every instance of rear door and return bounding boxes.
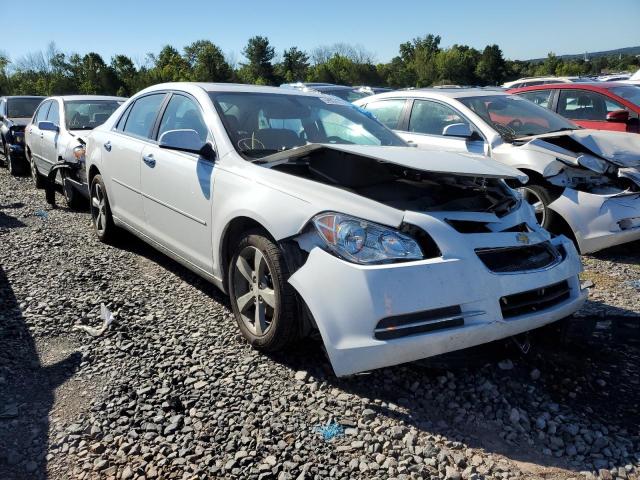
[27,100,51,164]
[40,99,62,174]
[106,93,167,232]
[140,93,214,274]
[557,89,628,132]
[399,99,487,155]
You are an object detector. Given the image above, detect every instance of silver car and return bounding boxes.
[25,95,124,207]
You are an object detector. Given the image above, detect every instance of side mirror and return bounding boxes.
[442,123,473,138]
[159,129,216,160]
[38,121,59,132]
[606,109,629,123]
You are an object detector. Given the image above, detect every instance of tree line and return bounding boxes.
[1,35,639,97]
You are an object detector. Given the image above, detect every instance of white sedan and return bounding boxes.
[85,83,586,376]
[355,89,640,254]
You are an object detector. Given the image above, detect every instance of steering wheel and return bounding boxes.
[507,119,523,130]
[238,136,265,151]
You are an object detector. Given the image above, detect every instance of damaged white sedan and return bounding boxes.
[355,89,640,253]
[85,83,586,376]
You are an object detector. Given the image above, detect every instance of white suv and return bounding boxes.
[84,82,586,376]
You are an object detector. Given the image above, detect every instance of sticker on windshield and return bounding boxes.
[318,95,351,106]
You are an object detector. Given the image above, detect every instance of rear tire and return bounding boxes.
[90,174,116,243]
[228,231,300,351]
[28,150,45,188]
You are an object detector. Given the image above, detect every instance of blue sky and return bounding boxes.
[5,0,640,65]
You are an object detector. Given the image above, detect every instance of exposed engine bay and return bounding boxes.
[272,148,519,216]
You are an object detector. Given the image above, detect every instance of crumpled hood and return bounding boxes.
[8,117,31,127]
[522,130,640,168]
[262,143,528,181]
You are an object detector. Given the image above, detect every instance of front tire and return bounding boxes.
[519,184,557,229]
[7,147,25,176]
[228,231,300,351]
[90,174,116,243]
[63,173,84,210]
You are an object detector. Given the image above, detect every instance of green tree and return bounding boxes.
[239,36,276,84]
[150,45,191,82]
[0,52,11,95]
[277,47,309,82]
[475,45,506,85]
[184,40,233,82]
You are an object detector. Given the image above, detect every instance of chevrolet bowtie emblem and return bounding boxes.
[516,233,530,245]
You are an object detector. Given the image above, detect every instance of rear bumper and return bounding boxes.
[289,236,585,377]
[549,189,640,254]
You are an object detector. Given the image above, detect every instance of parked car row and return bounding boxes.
[1,80,638,377]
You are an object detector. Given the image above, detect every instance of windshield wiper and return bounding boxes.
[545,127,576,134]
[241,149,282,162]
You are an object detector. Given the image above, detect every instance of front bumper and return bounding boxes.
[549,188,640,254]
[289,232,585,377]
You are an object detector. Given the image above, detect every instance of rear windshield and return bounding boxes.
[64,100,122,130]
[609,86,640,108]
[7,98,43,118]
[319,88,371,102]
[209,91,405,159]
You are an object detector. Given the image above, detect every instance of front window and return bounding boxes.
[64,100,122,130]
[609,86,640,109]
[209,92,405,159]
[557,89,626,121]
[459,94,577,140]
[7,98,43,118]
[408,100,466,136]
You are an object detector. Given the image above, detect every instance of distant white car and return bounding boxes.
[503,76,589,89]
[84,82,585,376]
[25,95,124,207]
[623,69,640,86]
[355,88,640,254]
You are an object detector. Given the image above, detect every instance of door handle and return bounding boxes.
[142,154,156,167]
[104,141,112,152]
[40,133,44,139]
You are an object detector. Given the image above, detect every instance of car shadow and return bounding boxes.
[589,239,640,266]
[0,208,26,230]
[265,301,639,474]
[0,266,81,479]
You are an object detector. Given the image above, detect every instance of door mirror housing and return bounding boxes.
[442,122,473,138]
[159,129,216,160]
[606,109,629,123]
[38,121,59,132]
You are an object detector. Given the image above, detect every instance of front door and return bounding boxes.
[398,99,487,155]
[140,93,214,274]
[27,100,51,165]
[40,99,61,174]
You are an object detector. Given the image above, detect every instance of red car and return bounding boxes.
[508,82,640,133]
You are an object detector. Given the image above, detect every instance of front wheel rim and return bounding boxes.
[91,182,107,234]
[232,246,277,337]
[520,187,546,225]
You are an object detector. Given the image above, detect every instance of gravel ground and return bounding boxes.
[0,167,639,480]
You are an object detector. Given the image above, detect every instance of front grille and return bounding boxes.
[476,242,560,273]
[374,305,465,340]
[500,280,570,319]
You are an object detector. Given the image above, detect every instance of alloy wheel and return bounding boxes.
[519,187,546,226]
[232,246,277,337]
[91,182,107,235]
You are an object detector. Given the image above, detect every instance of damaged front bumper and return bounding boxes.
[549,189,640,254]
[288,213,586,376]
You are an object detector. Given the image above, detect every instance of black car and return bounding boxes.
[0,96,45,175]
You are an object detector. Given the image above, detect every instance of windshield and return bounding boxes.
[209,92,405,159]
[459,94,577,140]
[609,86,640,108]
[64,100,121,130]
[7,98,43,118]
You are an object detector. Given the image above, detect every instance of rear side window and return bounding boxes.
[34,101,51,123]
[364,99,406,129]
[518,90,553,109]
[123,94,166,139]
[46,101,60,125]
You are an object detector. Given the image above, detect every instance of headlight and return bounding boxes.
[14,133,24,144]
[312,212,424,264]
[73,145,86,162]
[577,154,608,174]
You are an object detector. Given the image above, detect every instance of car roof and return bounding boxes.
[50,95,126,102]
[1,95,46,100]
[139,82,338,99]
[361,88,510,102]
[509,81,635,92]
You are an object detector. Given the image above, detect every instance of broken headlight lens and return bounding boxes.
[73,145,86,161]
[312,213,423,264]
[577,154,608,174]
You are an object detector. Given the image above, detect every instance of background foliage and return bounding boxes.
[1,36,639,96]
